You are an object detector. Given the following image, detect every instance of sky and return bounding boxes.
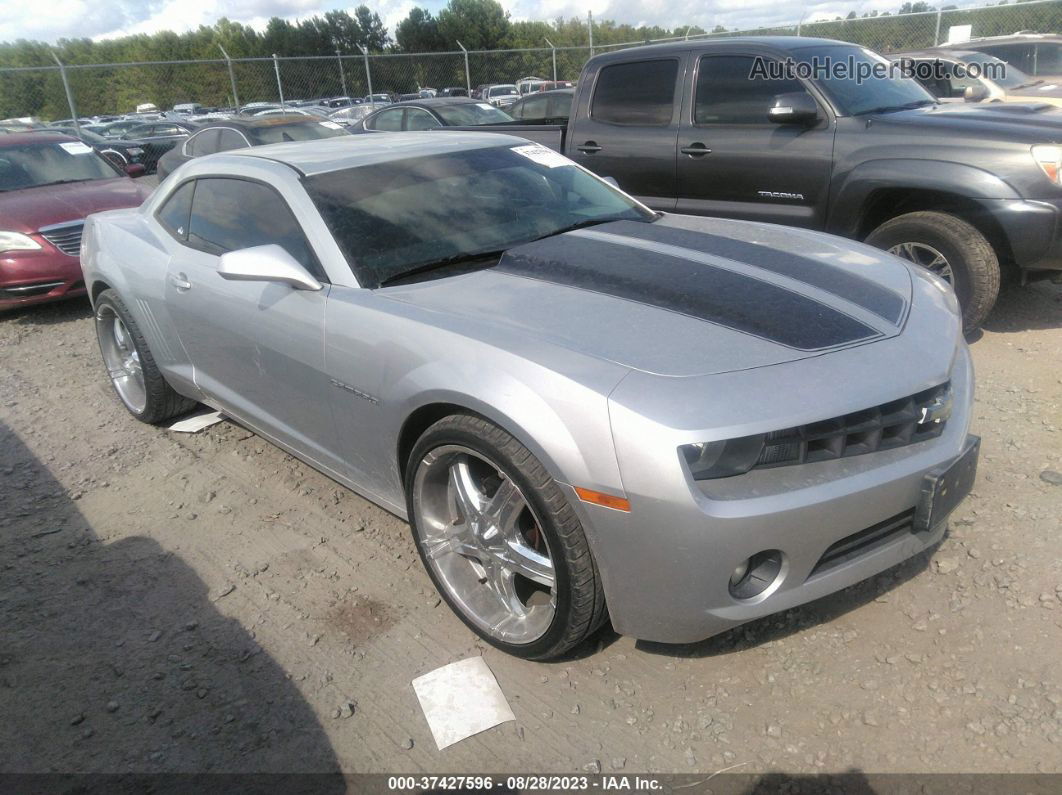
[0,0,963,47]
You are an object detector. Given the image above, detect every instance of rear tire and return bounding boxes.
[865,210,999,333]
[406,413,607,659]
[94,289,197,424]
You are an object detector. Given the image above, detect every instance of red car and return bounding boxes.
[0,133,151,310]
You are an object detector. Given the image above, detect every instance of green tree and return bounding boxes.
[396,8,447,52]
[436,0,511,50]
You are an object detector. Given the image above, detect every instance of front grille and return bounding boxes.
[39,221,84,257]
[808,508,916,579]
[754,382,951,470]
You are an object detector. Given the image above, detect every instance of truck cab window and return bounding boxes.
[592,59,678,126]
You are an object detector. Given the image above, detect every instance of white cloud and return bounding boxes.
[0,0,977,46]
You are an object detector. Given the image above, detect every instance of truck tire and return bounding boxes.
[865,211,999,333]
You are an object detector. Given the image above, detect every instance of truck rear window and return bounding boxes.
[591,59,678,126]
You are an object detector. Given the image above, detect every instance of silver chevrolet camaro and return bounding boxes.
[81,133,979,659]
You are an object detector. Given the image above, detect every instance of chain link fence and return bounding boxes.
[2,0,1061,122]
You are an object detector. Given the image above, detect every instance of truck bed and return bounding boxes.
[432,121,566,151]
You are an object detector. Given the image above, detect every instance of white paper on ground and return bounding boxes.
[411,656,516,750]
[168,409,225,433]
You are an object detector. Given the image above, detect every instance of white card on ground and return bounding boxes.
[412,656,515,750]
[168,409,225,433]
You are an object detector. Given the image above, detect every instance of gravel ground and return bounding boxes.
[1,275,1060,776]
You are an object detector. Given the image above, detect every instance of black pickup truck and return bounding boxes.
[457,37,1062,330]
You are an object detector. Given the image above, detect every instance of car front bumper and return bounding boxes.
[0,249,86,310]
[987,197,1062,272]
[568,340,974,645]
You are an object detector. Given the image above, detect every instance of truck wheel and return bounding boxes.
[94,289,197,424]
[865,211,999,333]
[406,413,608,659]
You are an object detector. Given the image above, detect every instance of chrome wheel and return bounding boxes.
[96,306,146,414]
[888,241,954,283]
[412,445,557,644]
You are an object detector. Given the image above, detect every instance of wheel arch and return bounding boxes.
[854,187,1015,268]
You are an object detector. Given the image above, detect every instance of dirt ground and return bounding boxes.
[1,276,1060,777]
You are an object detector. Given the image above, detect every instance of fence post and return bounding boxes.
[544,38,557,83]
[358,45,373,100]
[588,11,594,56]
[218,44,240,114]
[457,41,471,94]
[272,53,285,107]
[50,51,79,133]
[934,8,943,47]
[336,49,347,97]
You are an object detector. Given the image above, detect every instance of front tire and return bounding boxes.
[94,289,197,424]
[865,210,1000,333]
[406,414,607,659]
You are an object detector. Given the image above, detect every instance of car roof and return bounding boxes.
[590,35,856,62]
[391,97,479,107]
[517,88,575,98]
[957,33,1062,45]
[198,115,319,131]
[227,131,530,176]
[0,132,78,146]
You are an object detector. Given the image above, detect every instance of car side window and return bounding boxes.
[153,125,179,136]
[591,59,679,126]
[186,129,221,157]
[1035,43,1062,75]
[369,108,404,131]
[155,180,195,242]
[404,108,441,131]
[216,129,250,152]
[979,43,1034,73]
[695,55,808,124]
[550,93,573,118]
[186,177,321,277]
[515,94,549,120]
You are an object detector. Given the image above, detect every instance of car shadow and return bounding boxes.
[0,421,344,786]
[3,296,93,326]
[980,279,1062,335]
[633,539,940,660]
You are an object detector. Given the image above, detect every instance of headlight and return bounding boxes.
[0,231,43,254]
[680,435,766,480]
[1032,144,1062,183]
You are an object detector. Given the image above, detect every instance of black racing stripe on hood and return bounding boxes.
[497,234,879,351]
[608,220,907,325]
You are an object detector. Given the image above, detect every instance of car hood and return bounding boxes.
[380,216,915,377]
[890,101,1062,140]
[0,177,150,234]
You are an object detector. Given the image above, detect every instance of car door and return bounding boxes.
[566,56,685,210]
[675,53,836,229]
[163,176,341,465]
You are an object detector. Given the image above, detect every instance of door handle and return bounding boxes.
[577,141,602,153]
[170,272,191,291]
[680,143,712,156]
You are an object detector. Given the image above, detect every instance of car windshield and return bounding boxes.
[37,127,109,144]
[249,120,348,144]
[434,103,514,125]
[489,85,518,96]
[305,144,653,287]
[955,53,1036,89]
[794,44,937,115]
[0,141,118,191]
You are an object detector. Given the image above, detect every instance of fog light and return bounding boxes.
[729,550,784,600]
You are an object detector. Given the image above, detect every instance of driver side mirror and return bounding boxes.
[768,91,820,125]
[218,244,322,291]
[964,83,989,103]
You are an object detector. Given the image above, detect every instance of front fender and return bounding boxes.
[827,158,1023,238]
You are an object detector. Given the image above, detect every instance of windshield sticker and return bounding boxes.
[319,120,343,129]
[511,144,569,169]
[58,141,93,155]
[476,103,495,110]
